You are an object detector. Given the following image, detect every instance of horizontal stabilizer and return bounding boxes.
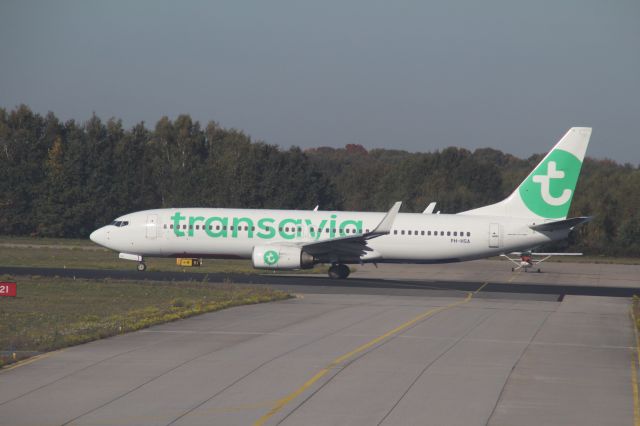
[529,216,592,232]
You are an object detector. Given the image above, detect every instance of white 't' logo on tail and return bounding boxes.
[532,161,572,206]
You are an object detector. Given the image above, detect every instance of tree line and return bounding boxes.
[1,105,638,256]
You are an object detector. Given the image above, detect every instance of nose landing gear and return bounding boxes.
[137,262,147,272]
[328,264,350,279]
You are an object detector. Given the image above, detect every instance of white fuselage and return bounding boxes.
[90,208,563,264]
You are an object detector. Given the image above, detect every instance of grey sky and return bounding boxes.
[1,0,639,163]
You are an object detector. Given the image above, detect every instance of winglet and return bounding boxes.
[371,201,402,236]
[423,202,437,214]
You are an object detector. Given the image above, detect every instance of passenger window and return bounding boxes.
[401,230,405,235]
[440,231,444,236]
[245,226,249,231]
[216,225,220,230]
[427,231,431,236]
[467,232,471,237]
[453,231,457,236]
[189,225,193,230]
[394,230,397,235]
[182,225,187,230]
[408,230,412,235]
[195,225,200,230]
[421,231,425,236]
[447,231,450,236]
[170,224,174,229]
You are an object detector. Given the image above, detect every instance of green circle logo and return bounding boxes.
[263,250,279,266]
[519,149,582,218]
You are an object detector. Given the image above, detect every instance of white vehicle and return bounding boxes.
[90,127,592,279]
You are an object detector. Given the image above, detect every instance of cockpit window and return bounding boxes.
[109,220,129,227]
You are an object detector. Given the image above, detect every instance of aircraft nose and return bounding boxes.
[90,227,107,246]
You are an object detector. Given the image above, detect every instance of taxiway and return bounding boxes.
[0,261,638,425]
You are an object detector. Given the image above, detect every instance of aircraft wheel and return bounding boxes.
[511,267,514,272]
[537,268,541,273]
[328,265,340,279]
[137,262,147,272]
[328,264,350,279]
[337,264,350,279]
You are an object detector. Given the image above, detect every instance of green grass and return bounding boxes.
[0,236,94,246]
[0,275,290,367]
[0,237,329,274]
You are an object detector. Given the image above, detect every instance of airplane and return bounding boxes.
[90,127,593,279]
[500,251,585,272]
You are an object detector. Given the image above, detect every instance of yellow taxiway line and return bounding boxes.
[253,283,487,426]
[0,350,61,373]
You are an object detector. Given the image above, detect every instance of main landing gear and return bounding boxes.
[328,264,350,279]
[137,262,147,272]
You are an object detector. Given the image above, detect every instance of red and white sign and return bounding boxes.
[0,282,17,297]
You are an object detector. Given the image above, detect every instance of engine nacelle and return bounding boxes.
[252,245,315,270]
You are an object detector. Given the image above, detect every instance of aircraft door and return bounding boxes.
[489,223,501,248]
[146,214,158,239]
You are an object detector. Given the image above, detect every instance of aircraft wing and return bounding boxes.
[529,216,592,232]
[297,201,402,258]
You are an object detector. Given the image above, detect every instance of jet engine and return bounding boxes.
[252,245,315,270]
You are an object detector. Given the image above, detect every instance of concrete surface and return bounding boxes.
[350,259,640,288]
[0,267,636,426]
